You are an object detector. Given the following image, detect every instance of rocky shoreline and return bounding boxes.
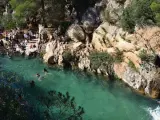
[39,26,160,99]
[0,0,160,99]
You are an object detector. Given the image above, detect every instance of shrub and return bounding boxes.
[128,60,138,71]
[62,50,74,63]
[89,51,115,79]
[89,51,113,69]
[1,15,16,30]
[150,1,160,25]
[114,49,124,63]
[138,49,155,62]
[38,91,85,120]
[121,0,155,33]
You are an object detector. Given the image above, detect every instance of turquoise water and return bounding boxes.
[0,56,159,120]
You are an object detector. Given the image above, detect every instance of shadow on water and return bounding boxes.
[0,68,85,120]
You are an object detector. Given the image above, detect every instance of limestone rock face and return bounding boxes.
[78,57,91,71]
[82,7,100,33]
[123,52,141,68]
[125,27,160,54]
[67,24,86,42]
[114,62,160,98]
[92,22,110,51]
[115,41,136,52]
[43,41,66,66]
[91,22,126,51]
[100,0,129,24]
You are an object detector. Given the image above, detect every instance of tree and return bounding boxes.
[38,91,85,120]
[0,71,31,120]
[150,1,160,25]
[0,70,85,120]
[9,0,38,27]
[121,0,155,33]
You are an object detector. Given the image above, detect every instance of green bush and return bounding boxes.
[150,1,160,25]
[62,50,74,62]
[1,15,16,30]
[128,60,137,71]
[121,0,155,33]
[89,51,115,79]
[89,51,113,69]
[114,49,124,63]
[138,49,155,62]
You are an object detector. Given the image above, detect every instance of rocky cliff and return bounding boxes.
[41,0,160,99]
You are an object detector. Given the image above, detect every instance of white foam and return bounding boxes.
[148,106,160,120]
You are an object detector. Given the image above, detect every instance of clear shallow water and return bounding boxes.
[0,56,160,120]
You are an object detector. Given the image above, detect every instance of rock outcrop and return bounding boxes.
[67,24,86,42]
[41,0,160,99]
[43,40,66,66]
[114,62,160,98]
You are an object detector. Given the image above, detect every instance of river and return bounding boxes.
[0,56,160,120]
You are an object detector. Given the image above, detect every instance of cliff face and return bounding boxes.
[41,0,160,99]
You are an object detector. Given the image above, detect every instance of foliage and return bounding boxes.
[121,0,155,33]
[128,60,137,71]
[9,0,69,28]
[0,84,30,120]
[89,51,115,79]
[89,51,113,69]
[9,0,38,26]
[0,71,30,120]
[138,49,155,62]
[0,70,85,120]
[62,50,74,63]
[38,91,85,120]
[114,49,124,63]
[1,14,16,30]
[150,1,160,25]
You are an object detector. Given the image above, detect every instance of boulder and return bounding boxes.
[82,7,100,33]
[100,0,124,24]
[67,24,86,42]
[92,22,110,51]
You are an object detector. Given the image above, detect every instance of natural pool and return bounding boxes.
[0,56,160,120]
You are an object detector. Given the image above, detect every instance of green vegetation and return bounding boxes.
[150,1,160,25]
[89,50,124,78]
[121,0,155,33]
[0,70,85,120]
[38,91,84,120]
[138,49,155,62]
[89,51,115,79]
[0,84,30,120]
[62,50,74,63]
[128,60,137,71]
[1,14,16,30]
[0,0,99,29]
[114,49,124,63]
[89,51,113,69]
